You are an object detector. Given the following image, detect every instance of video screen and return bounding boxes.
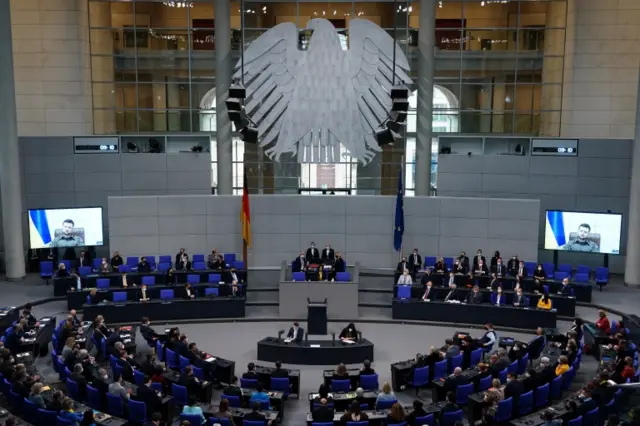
[544,210,622,254]
[28,207,104,249]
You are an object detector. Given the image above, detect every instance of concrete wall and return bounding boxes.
[437,138,632,273]
[107,195,540,268]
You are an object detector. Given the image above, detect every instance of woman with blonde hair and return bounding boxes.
[375,382,396,406]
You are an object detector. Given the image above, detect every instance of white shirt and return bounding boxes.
[483,330,497,348]
[497,264,503,274]
[398,274,412,285]
[292,327,298,339]
[448,276,454,285]
[231,272,238,282]
[518,266,524,275]
[495,295,502,305]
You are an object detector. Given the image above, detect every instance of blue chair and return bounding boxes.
[97,278,110,289]
[182,414,204,426]
[126,256,138,266]
[409,366,429,395]
[499,368,508,383]
[583,407,599,426]
[8,390,23,412]
[455,383,474,405]
[524,262,536,276]
[106,393,125,416]
[414,415,435,426]
[129,399,147,423]
[40,261,54,280]
[119,265,132,273]
[78,266,92,276]
[244,422,266,426]
[37,409,58,426]
[159,255,172,265]
[271,377,290,395]
[57,416,74,426]
[441,410,463,426]
[387,423,407,426]
[292,272,306,281]
[165,348,179,369]
[311,423,334,426]
[160,289,174,300]
[595,267,608,290]
[188,274,201,284]
[519,390,533,415]
[193,262,207,271]
[112,291,127,302]
[479,374,493,391]
[172,383,188,405]
[494,397,513,422]
[550,375,562,400]
[331,379,350,392]
[192,365,204,380]
[554,271,569,281]
[23,398,38,423]
[449,354,463,373]
[360,374,378,390]
[62,260,72,271]
[558,264,572,274]
[336,272,351,281]
[576,265,590,274]
[86,385,102,410]
[568,416,583,426]
[156,340,164,362]
[224,253,236,264]
[109,354,119,371]
[443,257,454,270]
[142,276,155,286]
[145,256,156,266]
[574,273,589,283]
[535,383,549,408]
[208,273,222,283]
[433,359,447,381]
[241,378,258,389]
[210,419,231,426]
[233,261,245,269]
[158,263,171,273]
[397,286,411,299]
[507,360,518,375]
[561,367,575,390]
[66,378,82,400]
[205,287,219,296]
[376,399,397,410]
[151,382,163,393]
[518,354,529,375]
[222,394,241,408]
[193,254,205,263]
[179,355,191,370]
[425,257,437,267]
[469,349,482,368]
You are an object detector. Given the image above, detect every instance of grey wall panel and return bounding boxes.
[299,215,346,234]
[122,172,168,191]
[159,234,207,255]
[299,196,346,215]
[345,196,393,216]
[206,196,239,215]
[346,215,394,235]
[24,155,74,175]
[440,198,489,218]
[575,196,629,214]
[206,215,241,235]
[166,172,210,191]
[206,234,242,255]
[577,177,630,198]
[74,173,122,192]
[166,154,209,172]
[120,154,167,172]
[578,158,631,178]
[439,218,489,238]
[487,238,537,262]
[405,197,441,217]
[21,137,74,156]
[436,190,483,198]
[345,234,391,254]
[26,192,75,209]
[158,196,208,216]
[437,155,484,173]
[488,219,538,241]
[26,173,75,194]
[529,176,578,195]
[252,195,298,215]
[482,174,530,193]
[109,197,159,218]
[489,199,539,221]
[579,139,631,158]
[438,237,489,258]
[529,156,578,176]
[482,156,530,175]
[157,216,204,236]
[73,155,122,174]
[75,190,121,209]
[437,173,483,192]
[402,215,440,236]
[109,236,159,255]
[251,214,298,234]
[402,236,439,256]
[110,217,159,237]
[252,233,299,252]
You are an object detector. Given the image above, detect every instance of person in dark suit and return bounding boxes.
[175,248,191,270]
[91,368,111,396]
[396,257,408,276]
[444,367,470,392]
[533,264,546,280]
[330,253,346,280]
[117,350,135,382]
[504,373,524,410]
[293,253,307,273]
[312,398,334,422]
[286,322,304,343]
[272,361,289,378]
[507,255,519,276]
[490,251,501,270]
[492,258,507,277]
[457,252,469,270]
[20,304,37,327]
[321,244,335,263]
[77,251,91,268]
[69,364,88,399]
[433,257,447,274]
[144,412,162,426]
[515,260,527,278]
[140,317,160,342]
[224,376,243,397]
[306,243,320,263]
[444,283,459,302]
[472,250,486,270]
[453,260,466,275]
[6,325,24,356]
[242,363,258,379]
[175,335,189,356]
[12,371,31,398]
[179,366,201,395]
[138,257,152,273]
[408,249,422,277]
[536,358,556,386]
[245,402,273,425]
[512,288,527,307]
[406,400,428,426]
[558,278,574,296]
[184,343,201,364]
[439,392,460,420]
[474,260,489,276]
[135,376,163,416]
[110,251,124,271]
[360,359,375,376]
[465,285,484,304]
[526,328,546,358]
[488,355,504,378]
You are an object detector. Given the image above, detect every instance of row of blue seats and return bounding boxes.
[90,273,229,289]
[292,271,351,281]
[98,287,225,303]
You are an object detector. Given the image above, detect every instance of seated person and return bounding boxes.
[182,396,206,424]
[491,258,507,277]
[339,323,359,342]
[99,257,112,273]
[333,363,349,381]
[207,250,220,269]
[59,398,83,424]
[537,293,553,310]
[340,401,369,424]
[375,382,396,406]
[329,253,346,281]
[596,310,611,334]
[29,382,46,409]
[465,285,483,304]
[311,398,334,422]
[110,252,123,271]
[293,252,307,273]
[532,279,545,295]
[444,367,470,392]
[533,264,546,280]
[558,278,574,296]
[442,339,460,358]
[175,249,191,270]
[488,273,501,291]
[512,288,527,307]
[139,284,150,302]
[56,263,70,277]
[444,283,459,302]
[248,383,270,409]
[422,281,434,301]
[407,400,428,426]
[473,260,489,276]
[434,257,447,274]
[439,392,460,421]
[244,401,273,426]
[179,365,201,395]
[285,322,304,343]
[397,269,412,285]
[271,361,289,378]
[491,286,506,305]
[108,374,131,402]
[384,403,405,426]
[453,260,466,275]
[396,256,409,276]
[360,359,375,375]
[184,283,196,299]
[313,384,333,405]
[242,362,258,379]
[555,355,570,376]
[137,257,152,273]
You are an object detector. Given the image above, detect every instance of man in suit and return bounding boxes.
[443,339,460,358]
[422,281,434,301]
[457,252,469,270]
[536,357,555,386]
[175,248,191,270]
[293,252,307,272]
[321,244,335,263]
[472,250,486,270]
[526,328,546,359]
[492,258,507,277]
[185,343,201,364]
[243,363,259,379]
[444,283,458,302]
[306,243,320,263]
[312,398,334,422]
[91,368,111,395]
[179,366,201,395]
[444,367,470,392]
[140,317,160,342]
[118,350,135,382]
[408,249,422,277]
[488,354,504,378]
[224,376,243,397]
[111,251,123,272]
[512,288,527,307]
[504,373,525,410]
[135,375,163,415]
[465,285,484,304]
[515,260,527,278]
[77,251,91,268]
[69,363,88,398]
[245,402,273,425]
[474,260,489,276]
[138,257,152,273]
[108,374,131,402]
[558,278,574,296]
[272,361,289,378]
[507,256,519,276]
[330,253,346,281]
[175,335,189,356]
[396,257,408,276]
[286,322,304,343]
[360,359,375,376]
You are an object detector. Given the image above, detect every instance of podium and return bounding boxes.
[307,298,328,335]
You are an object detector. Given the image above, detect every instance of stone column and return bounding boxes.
[624,66,640,288]
[414,0,435,196]
[0,1,26,280]
[215,0,233,194]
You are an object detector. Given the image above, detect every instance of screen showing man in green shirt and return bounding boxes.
[51,219,85,247]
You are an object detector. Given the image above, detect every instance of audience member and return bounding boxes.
[375,382,396,406]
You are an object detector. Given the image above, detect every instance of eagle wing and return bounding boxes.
[233,23,301,152]
[346,18,412,161]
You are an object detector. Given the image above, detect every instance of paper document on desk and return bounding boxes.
[342,340,355,344]
[284,338,293,343]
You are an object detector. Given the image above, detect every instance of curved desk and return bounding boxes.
[392,300,557,329]
[257,337,374,365]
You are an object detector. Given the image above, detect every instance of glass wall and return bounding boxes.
[89,0,567,193]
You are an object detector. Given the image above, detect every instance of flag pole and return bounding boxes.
[399,157,404,261]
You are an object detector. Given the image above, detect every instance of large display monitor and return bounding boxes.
[544,210,622,255]
[28,207,104,249]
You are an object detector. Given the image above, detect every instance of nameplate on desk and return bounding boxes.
[309,344,321,348]
[422,299,430,302]
[40,317,51,322]
[205,357,216,363]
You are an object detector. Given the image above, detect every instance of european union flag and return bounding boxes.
[29,209,52,245]
[394,166,404,252]
[547,210,566,247]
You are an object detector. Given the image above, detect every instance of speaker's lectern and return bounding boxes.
[307,298,328,335]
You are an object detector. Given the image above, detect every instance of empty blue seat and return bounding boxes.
[562,367,575,390]
[222,395,241,407]
[97,278,110,289]
[574,273,589,283]
[158,263,170,272]
[557,264,572,274]
[494,397,513,422]
[543,263,555,278]
[441,409,463,426]
[106,393,125,416]
[62,260,72,271]
[165,349,179,369]
[470,348,482,367]
[292,272,306,281]
[433,359,447,381]
[583,407,599,426]
[205,287,219,296]
[160,289,174,300]
[179,355,191,370]
[576,265,590,274]
[37,409,58,426]
[331,379,350,392]
[479,375,492,391]
[376,399,397,410]
[210,419,231,426]
[57,416,75,426]
[397,286,411,299]
[129,399,147,423]
[409,366,429,395]
[524,261,536,275]
[126,256,138,266]
[449,354,463,373]
[336,272,351,281]
[241,378,258,389]
[233,261,245,269]
[188,274,201,284]
[425,256,437,267]
[193,262,207,271]
[93,258,102,270]
[119,265,132,273]
[23,398,38,423]
[455,383,474,405]
[112,292,127,302]
[208,273,222,283]
[40,261,54,280]
[224,253,236,264]
[134,370,145,385]
[518,354,529,375]
[142,276,156,286]
[271,377,290,395]
[535,383,549,408]
[550,375,562,400]
[595,267,608,290]
[554,271,569,281]
[192,365,204,380]
[519,390,533,415]
[193,254,205,263]
[414,415,434,426]
[172,383,188,405]
[159,255,172,265]
[568,416,583,426]
[66,378,82,400]
[508,360,518,375]
[360,374,378,390]
[145,256,156,265]
[499,368,508,383]
[78,266,91,276]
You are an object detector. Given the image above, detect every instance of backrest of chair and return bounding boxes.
[270,377,290,392]
[66,378,79,396]
[209,273,222,283]
[222,394,241,407]
[194,262,207,271]
[360,374,378,390]
[574,273,589,283]
[127,256,138,266]
[165,348,177,366]
[193,254,205,263]
[142,276,155,286]
[160,289,174,299]
[508,360,518,374]
[554,271,568,280]
[479,374,492,391]
[38,409,57,426]
[233,261,245,269]
[397,286,411,299]
[62,260,72,270]
[518,354,529,375]
[576,265,589,274]
[562,367,575,390]
[158,263,170,272]
[41,261,54,274]
[567,415,583,426]
[519,391,533,414]
[242,421,265,426]
[455,383,474,403]
[188,274,200,284]
[346,422,370,426]
[443,257,454,269]
[129,399,147,421]
[470,349,482,367]
[180,355,191,368]
[112,291,127,302]
[181,414,203,426]
[450,354,463,372]
[312,422,335,426]
[550,375,563,398]
[171,383,188,404]
[336,272,351,281]
[535,383,549,406]
[331,378,350,392]
[415,415,434,426]
[211,418,231,426]
[205,287,219,296]
[120,265,132,273]
[524,262,536,275]
[57,416,74,426]
[106,392,124,415]
[376,399,397,409]
[79,266,91,276]
[499,368,508,383]
[433,359,447,380]
[595,267,609,279]
[496,397,513,420]
[86,385,102,409]
[441,410,463,426]
[23,398,38,419]
[584,407,599,426]
[425,257,437,267]
[159,255,172,264]
[97,278,110,288]
[558,264,572,273]
[224,253,236,264]
[292,272,306,281]
[240,378,258,388]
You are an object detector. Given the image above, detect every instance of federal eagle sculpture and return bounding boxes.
[233,18,411,165]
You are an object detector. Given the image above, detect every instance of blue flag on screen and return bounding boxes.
[394,167,404,252]
[547,210,566,247]
[29,209,52,245]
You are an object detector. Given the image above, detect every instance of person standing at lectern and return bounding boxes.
[321,244,335,263]
[285,322,304,343]
[339,323,359,342]
[306,242,320,263]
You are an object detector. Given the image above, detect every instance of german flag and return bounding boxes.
[240,171,251,248]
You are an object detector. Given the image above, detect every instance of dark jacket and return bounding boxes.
[135,383,163,414]
[444,374,470,392]
[312,405,335,423]
[504,379,525,407]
